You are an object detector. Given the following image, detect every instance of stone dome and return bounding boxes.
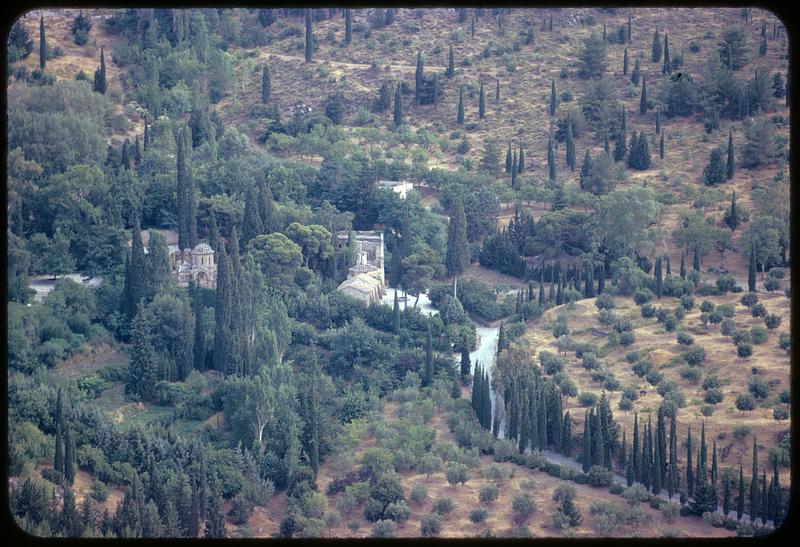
[192,242,214,255]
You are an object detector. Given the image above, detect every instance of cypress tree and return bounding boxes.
[518,144,525,173]
[723,470,732,516]
[620,429,627,469]
[602,22,606,41]
[693,246,700,272]
[632,413,640,479]
[582,410,592,472]
[460,334,471,381]
[94,46,107,94]
[54,424,64,475]
[451,366,461,399]
[415,52,423,105]
[446,45,455,78]
[726,128,735,179]
[505,144,513,173]
[640,75,648,115]
[393,83,403,126]
[652,425,662,494]
[623,47,629,75]
[604,131,610,155]
[662,33,670,75]
[212,242,232,373]
[345,9,352,45]
[680,251,686,278]
[424,324,432,387]
[511,150,518,188]
[549,78,557,115]
[257,178,277,234]
[64,426,76,485]
[495,78,500,102]
[126,310,158,402]
[727,192,739,230]
[479,81,486,119]
[665,255,671,276]
[261,64,271,103]
[432,73,439,108]
[204,488,226,538]
[737,465,745,520]
[652,28,662,63]
[760,467,768,524]
[686,426,694,498]
[565,121,575,171]
[125,218,148,321]
[538,276,545,305]
[38,16,48,70]
[497,322,506,355]
[456,86,465,124]
[121,139,131,171]
[143,116,149,150]
[711,440,718,507]
[631,55,641,85]
[597,263,605,294]
[668,411,677,499]
[471,14,476,37]
[549,14,553,31]
[242,185,263,245]
[655,108,661,134]
[547,133,557,181]
[304,9,313,63]
[627,12,632,43]
[748,244,757,291]
[655,255,663,297]
[626,452,635,487]
[445,197,469,276]
[750,436,758,522]
[392,289,400,333]
[659,131,665,159]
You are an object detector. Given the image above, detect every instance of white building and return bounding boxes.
[377,180,415,199]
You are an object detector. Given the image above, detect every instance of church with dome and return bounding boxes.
[170,242,217,289]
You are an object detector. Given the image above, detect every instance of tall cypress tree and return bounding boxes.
[748,244,757,291]
[727,191,739,231]
[54,424,64,475]
[518,144,525,173]
[668,411,677,498]
[446,45,455,78]
[415,52,423,105]
[93,46,107,94]
[304,9,313,63]
[456,86,465,124]
[711,439,718,507]
[582,410,592,472]
[424,324,433,387]
[652,28,662,63]
[662,33,670,74]
[242,185,263,245]
[640,75,648,115]
[659,131,665,159]
[750,436,758,522]
[212,242,232,373]
[547,133,557,181]
[549,78,557,116]
[631,55,641,85]
[760,467,768,524]
[632,413,640,480]
[460,334,471,381]
[623,47,629,75]
[737,465,745,520]
[479,81,486,119]
[445,197,469,276]
[723,469,732,516]
[627,11,632,43]
[655,107,661,134]
[680,251,686,278]
[39,16,47,70]
[726,128,735,179]
[64,426,76,485]
[495,78,500,102]
[261,64,271,103]
[393,83,403,126]
[655,255,663,297]
[686,426,694,498]
[565,121,575,171]
[345,9,352,45]
[693,246,700,272]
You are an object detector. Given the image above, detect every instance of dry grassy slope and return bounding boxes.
[218,8,787,281]
[520,291,791,483]
[229,400,733,538]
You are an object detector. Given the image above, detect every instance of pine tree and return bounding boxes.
[652,28,662,63]
[549,78,557,116]
[456,86,465,124]
[479,81,486,119]
[304,9,313,63]
[623,47,629,75]
[446,45,455,78]
[748,244,757,291]
[446,197,469,276]
[547,133,557,181]
[393,83,403,126]
[345,9,352,45]
[726,128,735,179]
[261,64,271,103]
[662,33,670,75]
[424,324,433,387]
[640,75,648,115]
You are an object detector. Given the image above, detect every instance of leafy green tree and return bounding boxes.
[579,33,607,78]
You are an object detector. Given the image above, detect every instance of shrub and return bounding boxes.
[764,314,781,329]
[420,513,442,537]
[779,332,790,352]
[683,346,706,365]
[663,313,678,331]
[740,293,758,307]
[622,387,640,401]
[469,507,488,524]
[597,309,616,326]
[720,318,736,336]
[779,388,790,404]
[731,330,752,345]
[479,484,499,503]
[748,378,769,399]
[595,293,615,309]
[679,295,695,310]
[409,483,427,505]
[578,392,598,407]
[703,388,724,404]
[445,463,469,486]
[609,483,624,495]
[634,289,654,305]
[90,479,109,502]
[764,278,781,292]
[717,304,735,318]
[632,360,653,378]
[511,492,536,525]
[699,300,715,313]
[641,303,656,318]
[736,342,753,358]
[773,406,789,420]
[716,274,737,293]
[625,351,640,364]
[679,366,702,383]
[371,519,396,538]
[619,331,635,346]
[750,303,767,318]
[676,332,694,345]
[587,465,613,487]
[732,425,751,440]
[750,326,768,344]
[540,351,566,375]
[645,369,664,386]
[701,405,714,416]
[708,310,723,325]
[622,484,650,507]
[431,496,455,515]
[618,397,633,411]
[581,353,600,370]
[735,393,755,411]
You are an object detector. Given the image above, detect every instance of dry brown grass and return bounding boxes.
[520,290,791,484]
